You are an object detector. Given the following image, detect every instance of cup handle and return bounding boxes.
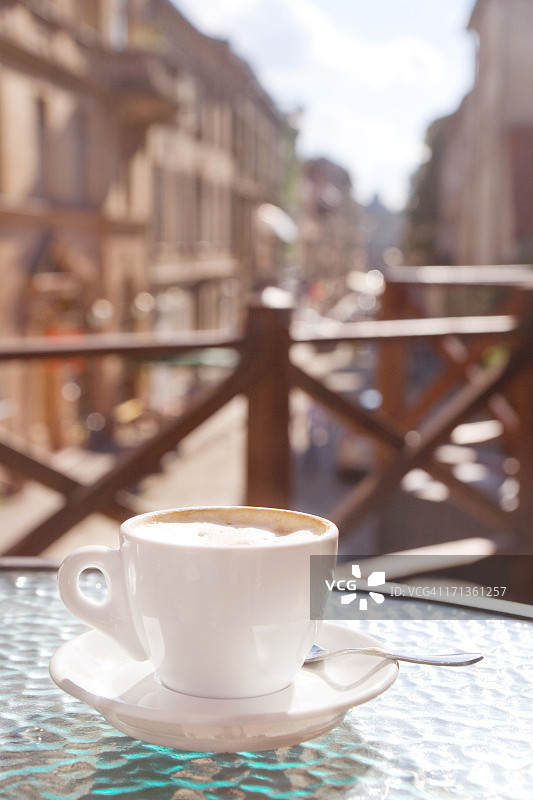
[57,545,148,661]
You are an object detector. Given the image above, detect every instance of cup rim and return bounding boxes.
[120,505,338,549]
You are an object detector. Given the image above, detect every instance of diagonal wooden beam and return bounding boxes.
[424,460,514,533]
[0,431,137,521]
[290,362,401,448]
[290,361,514,534]
[329,324,533,534]
[4,352,259,556]
[400,290,523,430]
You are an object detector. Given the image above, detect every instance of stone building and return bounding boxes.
[298,157,362,307]
[406,0,533,268]
[0,0,292,447]
[128,0,292,333]
[0,0,178,448]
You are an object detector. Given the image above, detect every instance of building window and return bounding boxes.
[152,164,164,245]
[35,97,47,199]
[195,176,203,248]
[195,95,204,140]
[71,107,87,205]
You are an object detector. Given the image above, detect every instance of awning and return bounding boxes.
[256,204,298,243]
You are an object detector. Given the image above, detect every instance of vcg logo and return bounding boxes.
[335,565,386,611]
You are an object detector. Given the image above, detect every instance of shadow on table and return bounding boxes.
[81,721,382,799]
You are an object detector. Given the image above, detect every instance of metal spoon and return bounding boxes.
[305,644,483,667]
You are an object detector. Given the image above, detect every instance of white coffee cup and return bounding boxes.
[57,506,338,698]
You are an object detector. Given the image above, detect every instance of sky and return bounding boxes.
[172,0,478,211]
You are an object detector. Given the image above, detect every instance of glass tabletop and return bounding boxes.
[1,566,532,799]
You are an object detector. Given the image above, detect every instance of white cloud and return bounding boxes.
[176,0,260,31]
[173,0,474,208]
[296,104,424,208]
[285,0,447,92]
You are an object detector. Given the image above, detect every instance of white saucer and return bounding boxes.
[49,622,398,752]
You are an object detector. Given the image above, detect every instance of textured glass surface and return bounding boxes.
[1,568,532,799]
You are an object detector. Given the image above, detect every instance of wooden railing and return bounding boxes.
[1,267,533,557]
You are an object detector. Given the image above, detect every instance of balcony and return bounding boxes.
[1,267,533,600]
[99,49,179,125]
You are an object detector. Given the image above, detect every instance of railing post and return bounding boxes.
[245,297,292,509]
[376,278,408,439]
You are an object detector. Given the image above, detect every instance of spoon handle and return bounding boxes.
[306,646,483,667]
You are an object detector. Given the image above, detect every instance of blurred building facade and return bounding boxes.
[0,0,293,447]
[360,194,405,271]
[129,0,293,332]
[298,157,363,307]
[0,0,177,448]
[406,0,533,268]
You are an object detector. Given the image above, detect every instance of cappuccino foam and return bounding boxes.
[136,520,318,546]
